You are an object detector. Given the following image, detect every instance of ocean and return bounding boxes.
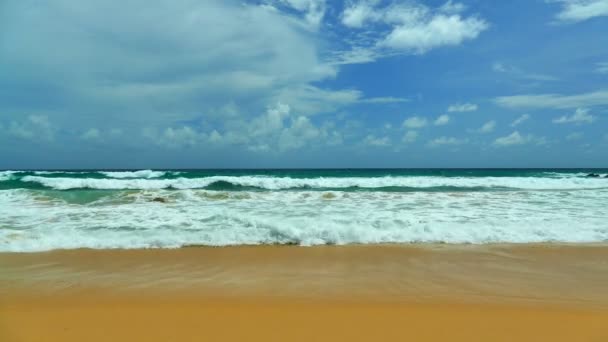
[1,169,607,252]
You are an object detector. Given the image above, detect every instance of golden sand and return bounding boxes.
[1,245,608,341]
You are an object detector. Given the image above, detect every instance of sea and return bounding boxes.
[1,169,607,252]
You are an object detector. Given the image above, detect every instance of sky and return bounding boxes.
[0,0,607,169]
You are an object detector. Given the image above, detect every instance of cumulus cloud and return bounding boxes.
[402,130,418,143]
[427,136,467,147]
[566,132,584,141]
[494,90,608,109]
[363,134,391,147]
[472,120,496,134]
[434,114,450,126]
[493,131,548,147]
[380,10,488,53]
[493,131,527,146]
[402,116,428,129]
[596,62,608,74]
[549,0,608,23]
[7,115,55,141]
[0,0,349,131]
[511,114,530,127]
[341,0,380,28]
[447,103,478,112]
[81,128,101,141]
[552,108,596,124]
[336,1,488,63]
[278,0,327,29]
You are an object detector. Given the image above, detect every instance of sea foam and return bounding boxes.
[19,174,608,191]
[1,187,607,251]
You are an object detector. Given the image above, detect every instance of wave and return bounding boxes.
[1,187,607,252]
[99,170,170,179]
[17,174,608,191]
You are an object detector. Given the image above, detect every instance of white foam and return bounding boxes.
[99,170,169,179]
[1,188,607,252]
[0,171,17,181]
[20,174,608,190]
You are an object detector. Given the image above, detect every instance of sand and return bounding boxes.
[2,245,608,341]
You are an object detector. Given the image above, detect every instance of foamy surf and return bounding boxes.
[1,169,607,251]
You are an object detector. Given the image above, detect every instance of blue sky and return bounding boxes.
[0,0,607,168]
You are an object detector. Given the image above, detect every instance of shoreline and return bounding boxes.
[2,244,608,341]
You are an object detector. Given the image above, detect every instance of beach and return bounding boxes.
[2,244,608,341]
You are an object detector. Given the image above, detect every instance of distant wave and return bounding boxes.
[15,174,608,191]
[99,170,172,179]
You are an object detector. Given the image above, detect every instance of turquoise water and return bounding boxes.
[1,169,607,251]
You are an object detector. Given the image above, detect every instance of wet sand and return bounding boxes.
[2,245,608,341]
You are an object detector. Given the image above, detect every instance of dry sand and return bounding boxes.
[1,244,608,341]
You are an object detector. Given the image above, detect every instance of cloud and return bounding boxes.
[363,134,391,147]
[402,116,428,129]
[379,11,488,54]
[359,96,410,104]
[596,62,608,74]
[494,89,608,109]
[336,1,488,64]
[549,0,608,23]
[493,131,527,146]
[552,108,596,124]
[81,128,101,141]
[7,115,55,141]
[566,132,584,141]
[447,103,478,112]
[0,0,350,132]
[473,120,496,134]
[492,62,558,82]
[511,114,530,127]
[137,102,338,152]
[493,131,548,147]
[434,114,450,126]
[278,0,327,29]
[402,130,418,143]
[341,0,380,28]
[427,136,467,147]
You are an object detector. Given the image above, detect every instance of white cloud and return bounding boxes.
[511,114,530,127]
[279,0,327,29]
[359,96,410,104]
[493,131,527,146]
[403,116,428,129]
[439,1,467,14]
[341,1,380,28]
[336,1,488,63]
[492,62,558,81]
[552,108,596,124]
[279,115,321,151]
[380,12,488,54]
[0,0,352,131]
[81,128,101,141]
[447,103,478,112]
[493,131,548,147]
[8,115,54,141]
[494,90,608,109]
[402,130,418,143]
[427,136,467,147]
[434,114,450,126]
[596,62,608,74]
[550,0,608,23]
[363,134,391,147]
[474,120,496,134]
[566,132,584,141]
